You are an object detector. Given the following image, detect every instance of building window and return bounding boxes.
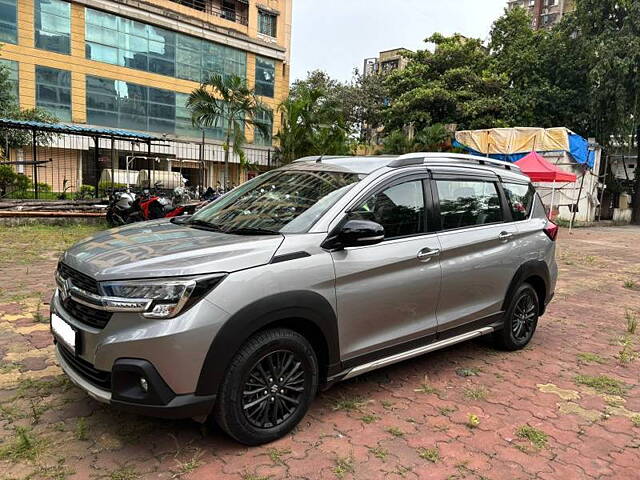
[36,66,71,121]
[35,0,71,54]
[0,0,17,44]
[0,59,19,101]
[85,8,246,83]
[254,108,272,146]
[86,75,229,139]
[258,10,277,37]
[255,57,275,98]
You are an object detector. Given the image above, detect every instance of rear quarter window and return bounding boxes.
[503,183,535,221]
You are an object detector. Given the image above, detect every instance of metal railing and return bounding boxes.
[168,0,249,26]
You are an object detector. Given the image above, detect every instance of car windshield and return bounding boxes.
[189,170,361,234]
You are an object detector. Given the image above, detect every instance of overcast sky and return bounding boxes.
[290,0,508,83]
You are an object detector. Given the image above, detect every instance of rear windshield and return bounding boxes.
[191,170,361,234]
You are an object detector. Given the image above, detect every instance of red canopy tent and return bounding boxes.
[514,151,577,183]
[515,151,577,219]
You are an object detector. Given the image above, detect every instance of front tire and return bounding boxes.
[213,328,318,445]
[494,283,539,351]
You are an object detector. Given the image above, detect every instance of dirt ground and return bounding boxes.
[0,224,639,480]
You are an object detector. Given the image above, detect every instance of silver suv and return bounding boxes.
[51,153,558,445]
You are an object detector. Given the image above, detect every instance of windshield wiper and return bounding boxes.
[224,226,281,236]
[187,219,225,232]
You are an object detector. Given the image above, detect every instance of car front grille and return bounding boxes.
[62,298,112,329]
[58,263,100,295]
[58,343,111,390]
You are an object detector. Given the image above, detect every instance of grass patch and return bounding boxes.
[574,375,628,396]
[369,446,388,461]
[110,466,140,480]
[626,309,638,334]
[516,425,548,449]
[631,415,640,427]
[241,474,270,480]
[333,455,355,479]
[414,383,439,394]
[16,376,71,399]
[456,367,480,377]
[174,450,203,477]
[577,352,606,364]
[76,417,88,441]
[417,447,440,463]
[623,279,637,290]
[438,406,457,416]
[0,426,44,462]
[0,224,105,268]
[386,427,404,438]
[463,386,488,400]
[332,394,367,412]
[267,447,291,466]
[617,337,637,364]
[360,413,379,424]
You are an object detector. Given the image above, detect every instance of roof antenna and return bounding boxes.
[316,155,324,163]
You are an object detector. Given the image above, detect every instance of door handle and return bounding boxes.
[498,231,514,241]
[417,248,441,262]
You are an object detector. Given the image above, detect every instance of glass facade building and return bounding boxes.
[86,75,227,139]
[0,0,17,44]
[35,66,72,121]
[35,0,71,54]
[85,8,247,84]
[0,59,18,100]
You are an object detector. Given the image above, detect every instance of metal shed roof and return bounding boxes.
[0,118,161,141]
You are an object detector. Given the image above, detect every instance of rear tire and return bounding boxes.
[494,283,539,351]
[213,328,318,445]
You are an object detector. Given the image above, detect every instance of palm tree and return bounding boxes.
[187,74,270,188]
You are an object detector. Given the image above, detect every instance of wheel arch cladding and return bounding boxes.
[195,291,340,396]
[502,260,550,316]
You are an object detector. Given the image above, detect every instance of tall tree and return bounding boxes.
[384,34,509,132]
[188,74,269,188]
[275,75,353,163]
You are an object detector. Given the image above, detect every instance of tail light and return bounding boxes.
[543,221,559,241]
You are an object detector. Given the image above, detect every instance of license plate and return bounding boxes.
[51,313,76,352]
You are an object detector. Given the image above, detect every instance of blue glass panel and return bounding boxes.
[35,0,70,54]
[0,0,18,44]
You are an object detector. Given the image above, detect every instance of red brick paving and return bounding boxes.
[0,225,639,479]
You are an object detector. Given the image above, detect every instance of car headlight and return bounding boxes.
[99,275,226,319]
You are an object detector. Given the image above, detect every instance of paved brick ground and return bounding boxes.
[0,224,639,480]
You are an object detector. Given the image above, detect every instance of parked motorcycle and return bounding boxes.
[106,186,199,227]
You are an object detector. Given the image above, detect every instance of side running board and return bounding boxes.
[341,326,495,380]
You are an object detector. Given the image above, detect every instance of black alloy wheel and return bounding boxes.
[213,328,318,445]
[494,283,540,351]
[242,350,306,429]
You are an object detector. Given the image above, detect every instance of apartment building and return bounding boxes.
[507,0,575,29]
[363,48,412,78]
[0,0,292,190]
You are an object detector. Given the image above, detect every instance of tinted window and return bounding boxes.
[255,57,275,98]
[351,180,425,239]
[36,66,71,121]
[436,180,503,230]
[0,0,17,45]
[503,183,535,221]
[35,0,71,54]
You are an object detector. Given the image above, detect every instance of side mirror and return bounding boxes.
[321,219,385,250]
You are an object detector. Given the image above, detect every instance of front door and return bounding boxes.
[331,175,442,362]
[433,176,520,333]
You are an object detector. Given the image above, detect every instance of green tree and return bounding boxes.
[384,34,509,133]
[187,74,269,188]
[275,76,353,163]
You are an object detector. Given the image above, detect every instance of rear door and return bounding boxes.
[331,172,442,361]
[432,170,520,334]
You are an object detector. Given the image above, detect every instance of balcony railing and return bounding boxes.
[168,0,249,26]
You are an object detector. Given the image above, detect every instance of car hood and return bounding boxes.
[60,220,285,281]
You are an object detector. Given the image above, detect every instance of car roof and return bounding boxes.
[290,153,528,181]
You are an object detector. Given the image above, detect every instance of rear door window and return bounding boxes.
[435,179,503,230]
[503,183,535,221]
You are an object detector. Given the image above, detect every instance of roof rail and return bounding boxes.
[387,152,522,173]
